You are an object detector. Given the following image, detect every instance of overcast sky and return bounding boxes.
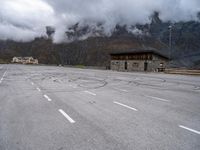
[0,0,199,42]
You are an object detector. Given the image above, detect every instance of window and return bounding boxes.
[133,62,139,68]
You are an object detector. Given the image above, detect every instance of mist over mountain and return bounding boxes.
[0,0,200,68]
[1,12,200,68]
[0,0,200,42]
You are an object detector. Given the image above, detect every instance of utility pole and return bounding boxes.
[168,25,172,60]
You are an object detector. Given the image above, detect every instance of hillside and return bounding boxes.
[0,14,200,68]
[0,35,167,66]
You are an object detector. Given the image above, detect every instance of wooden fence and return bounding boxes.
[165,68,200,75]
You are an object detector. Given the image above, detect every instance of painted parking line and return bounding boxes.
[0,70,7,84]
[115,88,128,92]
[84,91,97,96]
[179,125,200,135]
[43,94,52,102]
[69,84,77,88]
[3,71,7,77]
[59,109,75,124]
[119,89,128,92]
[114,101,138,111]
[36,87,41,92]
[144,95,170,102]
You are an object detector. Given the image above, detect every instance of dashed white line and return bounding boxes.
[59,109,75,124]
[43,94,52,101]
[179,125,200,135]
[69,84,77,88]
[36,87,41,92]
[84,91,96,96]
[114,101,138,111]
[31,82,34,85]
[114,88,128,92]
[144,95,170,102]
[2,71,7,78]
[119,89,128,92]
[0,70,7,84]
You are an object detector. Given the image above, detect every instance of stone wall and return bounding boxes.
[111,55,168,72]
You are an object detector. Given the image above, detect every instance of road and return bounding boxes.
[0,64,200,150]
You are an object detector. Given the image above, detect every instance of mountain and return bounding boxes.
[0,13,200,68]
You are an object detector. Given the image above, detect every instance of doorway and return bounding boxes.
[125,61,128,70]
[144,62,148,71]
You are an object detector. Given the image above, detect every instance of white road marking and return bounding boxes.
[0,70,7,84]
[84,91,96,96]
[36,87,41,92]
[43,94,52,101]
[114,101,138,111]
[69,84,77,88]
[31,82,34,85]
[59,109,75,124]
[179,125,200,135]
[2,71,7,77]
[119,89,128,92]
[114,88,128,92]
[144,95,170,102]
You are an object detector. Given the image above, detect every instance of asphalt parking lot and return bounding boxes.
[0,64,199,150]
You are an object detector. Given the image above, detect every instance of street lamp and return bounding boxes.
[168,25,172,60]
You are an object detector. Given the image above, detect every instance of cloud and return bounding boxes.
[0,0,200,42]
[0,22,38,41]
[0,0,55,41]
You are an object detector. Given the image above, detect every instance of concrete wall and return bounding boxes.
[111,55,168,72]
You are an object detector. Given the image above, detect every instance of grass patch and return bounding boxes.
[0,59,10,64]
[75,65,85,69]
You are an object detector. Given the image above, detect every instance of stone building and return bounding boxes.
[110,49,169,72]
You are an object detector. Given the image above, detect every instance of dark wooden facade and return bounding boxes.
[111,53,153,61]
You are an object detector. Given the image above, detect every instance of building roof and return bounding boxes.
[110,48,169,60]
[13,56,34,59]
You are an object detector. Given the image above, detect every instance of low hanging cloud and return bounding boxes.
[0,0,55,41]
[0,0,200,43]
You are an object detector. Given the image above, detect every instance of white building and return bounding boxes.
[12,57,39,64]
